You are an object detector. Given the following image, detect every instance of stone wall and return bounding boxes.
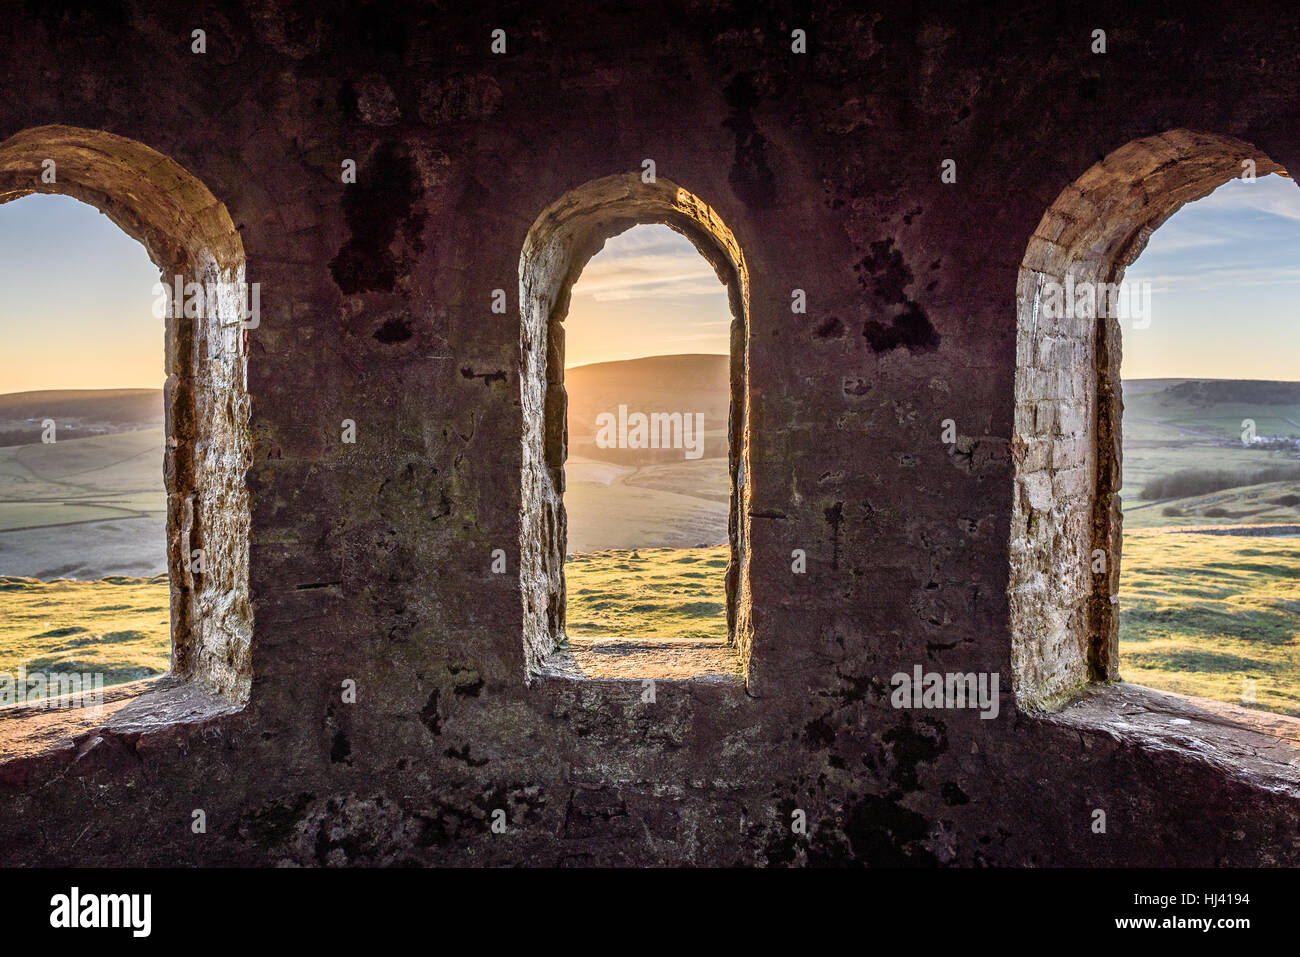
[1,0,1299,867]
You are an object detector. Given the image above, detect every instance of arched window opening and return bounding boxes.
[1119,172,1300,722]
[562,224,733,677]
[0,194,168,704]
[0,126,252,737]
[1010,129,1300,733]
[519,174,751,682]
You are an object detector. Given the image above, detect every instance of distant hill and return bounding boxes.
[0,389,163,422]
[0,389,162,446]
[566,355,730,463]
[1131,379,1300,407]
[1122,378,1300,445]
[1121,378,1191,396]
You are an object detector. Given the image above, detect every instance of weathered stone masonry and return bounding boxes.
[1,1,1299,866]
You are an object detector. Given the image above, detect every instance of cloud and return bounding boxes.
[569,223,728,301]
[1136,228,1230,254]
[599,224,693,254]
[662,332,728,343]
[1126,175,1300,304]
[1129,264,1300,292]
[1188,173,1300,222]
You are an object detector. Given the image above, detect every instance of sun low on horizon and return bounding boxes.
[562,224,732,370]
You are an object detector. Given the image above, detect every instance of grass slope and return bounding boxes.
[1120,531,1300,716]
[0,575,170,690]
[1124,479,1300,528]
[1123,378,1300,441]
[0,427,166,577]
[565,545,729,642]
[563,456,728,553]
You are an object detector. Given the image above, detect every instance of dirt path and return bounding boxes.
[0,514,167,579]
[1131,523,1300,536]
[1126,416,1231,442]
[0,510,155,534]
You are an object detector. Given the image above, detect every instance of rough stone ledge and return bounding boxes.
[98,673,244,735]
[534,644,746,686]
[0,674,242,768]
[1045,682,1300,795]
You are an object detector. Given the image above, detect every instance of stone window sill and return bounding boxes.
[537,638,744,684]
[0,674,241,766]
[1046,682,1300,791]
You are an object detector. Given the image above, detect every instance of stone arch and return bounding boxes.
[1009,129,1283,709]
[518,173,751,677]
[0,124,253,702]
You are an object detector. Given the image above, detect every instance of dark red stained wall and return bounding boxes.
[1,0,1298,866]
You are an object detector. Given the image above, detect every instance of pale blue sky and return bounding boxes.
[0,194,160,392]
[1122,173,1300,380]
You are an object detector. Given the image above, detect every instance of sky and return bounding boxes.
[0,193,161,393]
[569,177,1300,378]
[1122,172,1300,381]
[563,224,731,368]
[2,178,1298,389]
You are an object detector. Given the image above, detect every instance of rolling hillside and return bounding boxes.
[1116,378,1300,716]
[1123,377,1300,444]
[0,388,162,446]
[1122,378,1300,502]
[0,389,165,579]
[562,355,730,553]
[565,354,730,464]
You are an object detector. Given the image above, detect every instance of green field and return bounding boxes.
[0,575,170,690]
[0,549,734,696]
[1115,380,1300,717]
[1120,378,1300,506]
[565,545,729,642]
[3,534,1293,713]
[563,456,728,553]
[0,419,166,580]
[1124,479,1300,528]
[0,426,165,520]
[1119,531,1300,715]
[1122,379,1300,441]
[1120,443,1293,504]
[0,391,171,701]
